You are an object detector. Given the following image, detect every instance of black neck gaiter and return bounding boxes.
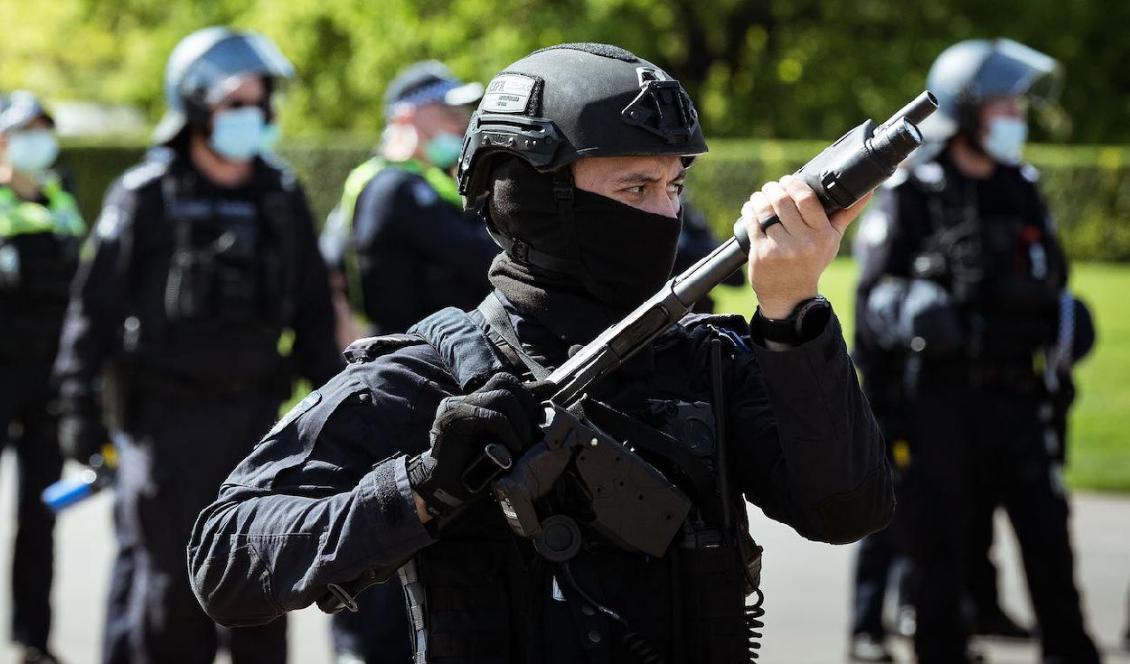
[486,158,682,345]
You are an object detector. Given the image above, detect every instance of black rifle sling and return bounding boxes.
[475,292,552,381]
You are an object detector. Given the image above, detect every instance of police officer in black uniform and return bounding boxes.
[188,43,893,664]
[53,27,342,664]
[320,60,497,340]
[0,91,84,664]
[854,38,1100,664]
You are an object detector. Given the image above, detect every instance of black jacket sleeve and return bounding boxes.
[188,344,454,626]
[850,181,929,412]
[53,178,146,417]
[286,183,345,387]
[729,311,893,544]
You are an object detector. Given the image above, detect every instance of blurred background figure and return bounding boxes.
[318,59,492,664]
[0,91,84,664]
[52,27,342,664]
[671,196,745,312]
[853,38,1101,664]
[320,60,496,344]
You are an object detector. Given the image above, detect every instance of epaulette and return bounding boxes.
[343,333,424,364]
[120,154,171,192]
[908,161,946,192]
[1020,163,1041,183]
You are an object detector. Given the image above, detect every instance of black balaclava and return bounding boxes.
[486,157,682,344]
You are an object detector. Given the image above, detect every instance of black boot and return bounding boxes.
[972,606,1032,640]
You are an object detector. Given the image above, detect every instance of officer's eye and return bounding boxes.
[624,185,647,195]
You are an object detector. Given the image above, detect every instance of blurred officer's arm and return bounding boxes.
[286,183,346,386]
[189,346,452,626]
[850,177,927,405]
[1030,169,1070,289]
[54,179,143,461]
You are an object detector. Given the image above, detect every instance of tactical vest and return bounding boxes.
[335,157,464,312]
[0,178,85,355]
[131,163,299,395]
[906,161,1062,362]
[342,299,762,664]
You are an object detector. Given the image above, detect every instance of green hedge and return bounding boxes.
[57,139,1130,261]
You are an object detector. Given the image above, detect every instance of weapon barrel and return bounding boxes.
[883,90,938,128]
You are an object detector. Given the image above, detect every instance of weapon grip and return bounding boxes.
[460,442,514,494]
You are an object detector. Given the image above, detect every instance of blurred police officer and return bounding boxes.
[321,60,497,341]
[53,27,342,664]
[188,42,894,664]
[0,91,83,664]
[854,38,1100,663]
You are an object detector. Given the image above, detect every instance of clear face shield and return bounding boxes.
[975,39,1066,139]
[197,34,295,112]
[981,39,1063,108]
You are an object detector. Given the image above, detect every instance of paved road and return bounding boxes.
[1,452,1128,663]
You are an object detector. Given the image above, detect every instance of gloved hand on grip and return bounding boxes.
[408,372,543,520]
[58,411,109,464]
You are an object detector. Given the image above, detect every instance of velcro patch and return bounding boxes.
[481,74,536,113]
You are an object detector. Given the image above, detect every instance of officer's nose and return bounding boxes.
[641,192,680,219]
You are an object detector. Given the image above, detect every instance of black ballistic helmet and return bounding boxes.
[920,38,1062,143]
[457,43,708,199]
[153,27,295,145]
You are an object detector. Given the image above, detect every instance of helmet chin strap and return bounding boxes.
[550,170,583,267]
[475,192,582,275]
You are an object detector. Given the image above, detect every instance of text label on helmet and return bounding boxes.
[481,74,536,114]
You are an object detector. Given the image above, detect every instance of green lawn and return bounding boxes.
[713,259,1130,493]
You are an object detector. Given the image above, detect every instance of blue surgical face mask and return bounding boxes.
[982,117,1028,166]
[209,107,267,163]
[7,129,59,173]
[424,131,464,170]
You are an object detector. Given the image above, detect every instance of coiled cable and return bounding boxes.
[745,587,765,661]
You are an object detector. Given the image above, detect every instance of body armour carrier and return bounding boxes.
[343,301,763,663]
[906,162,1063,361]
[0,179,84,358]
[162,172,289,327]
[131,160,299,394]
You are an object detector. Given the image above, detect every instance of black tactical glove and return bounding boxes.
[408,373,543,519]
[58,412,109,464]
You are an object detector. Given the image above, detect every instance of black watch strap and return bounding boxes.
[753,296,832,345]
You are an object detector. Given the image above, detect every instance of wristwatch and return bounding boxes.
[752,296,832,345]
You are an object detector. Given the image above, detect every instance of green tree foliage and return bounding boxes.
[2,0,1126,143]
